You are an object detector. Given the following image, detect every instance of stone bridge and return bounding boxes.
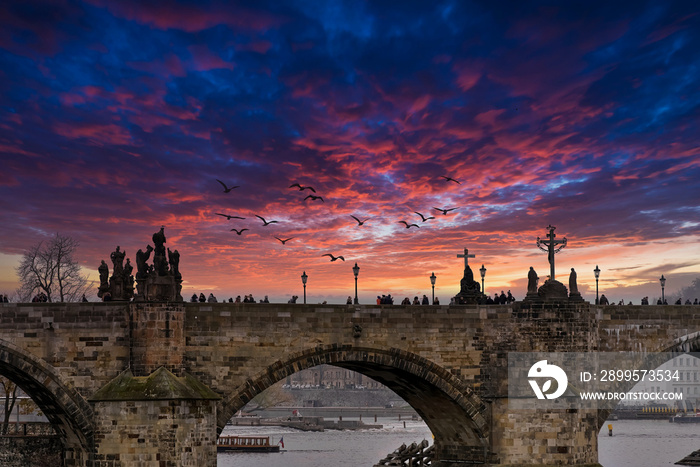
[0,301,698,466]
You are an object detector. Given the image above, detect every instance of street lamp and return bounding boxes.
[301,271,308,304]
[660,275,666,305]
[479,264,486,295]
[593,265,600,305]
[352,263,360,304]
[430,272,437,304]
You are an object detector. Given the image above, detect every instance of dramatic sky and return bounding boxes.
[1,0,698,304]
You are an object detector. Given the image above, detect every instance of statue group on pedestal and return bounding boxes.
[448,226,583,305]
[452,249,484,305]
[98,227,182,302]
[98,246,134,301]
[525,226,583,302]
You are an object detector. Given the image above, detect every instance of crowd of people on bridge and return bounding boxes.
[7,289,697,306]
[597,295,699,306]
[485,290,516,304]
[31,292,48,302]
[190,293,271,303]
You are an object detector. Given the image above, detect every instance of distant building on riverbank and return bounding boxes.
[284,365,385,390]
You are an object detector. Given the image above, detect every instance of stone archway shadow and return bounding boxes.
[218,344,491,463]
[0,338,94,463]
[597,331,700,430]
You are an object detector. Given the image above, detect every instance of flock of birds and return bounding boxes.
[213,176,461,262]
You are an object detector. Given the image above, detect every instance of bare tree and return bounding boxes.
[673,277,700,304]
[0,377,18,434]
[0,377,43,434]
[15,233,90,302]
[251,381,295,410]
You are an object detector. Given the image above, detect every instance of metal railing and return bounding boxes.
[0,422,57,437]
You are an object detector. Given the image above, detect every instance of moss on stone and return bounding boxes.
[89,367,221,401]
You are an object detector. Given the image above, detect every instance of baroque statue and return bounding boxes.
[527,267,539,294]
[569,268,578,294]
[110,246,126,276]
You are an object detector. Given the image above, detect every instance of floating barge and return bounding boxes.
[670,413,700,423]
[229,415,383,431]
[217,435,281,452]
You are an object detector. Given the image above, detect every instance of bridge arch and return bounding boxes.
[597,331,700,430]
[662,331,700,354]
[218,344,490,461]
[0,338,94,462]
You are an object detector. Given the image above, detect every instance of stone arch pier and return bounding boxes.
[0,338,94,466]
[595,329,700,431]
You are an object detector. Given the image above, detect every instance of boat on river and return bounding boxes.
[217,435,282,452]
[669,412,700,423]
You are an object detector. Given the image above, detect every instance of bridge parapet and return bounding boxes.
[598,304,700,352]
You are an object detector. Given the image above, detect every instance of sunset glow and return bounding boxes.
[1,1,698,304]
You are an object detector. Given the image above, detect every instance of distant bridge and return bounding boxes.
[0,301,698,466]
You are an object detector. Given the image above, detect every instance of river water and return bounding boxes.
[217,419,699,467]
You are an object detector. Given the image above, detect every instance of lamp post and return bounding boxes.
[660,275,666,305]
[301,271,308,304]
[352,263,360,304]
[479,264,486,296]
[593,265,600,305]
[430,272,436,304]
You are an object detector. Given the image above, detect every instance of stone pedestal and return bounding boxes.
[524,291,541,302]
[107,275,134,301]
[569,291,585,302]
[534,279,568,302]
[135,274,182,302]
[525,279,569,302]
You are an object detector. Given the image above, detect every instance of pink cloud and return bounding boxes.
[451,60,482,91]
[235,40,273,54]
[127,53,187,77]
[53,121,133,146]
[474,109,506,127]
[188,45,234,71]
[88,1,286,32]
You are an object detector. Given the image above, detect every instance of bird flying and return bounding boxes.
[216,179,240,193]
[399,221,420,229]
[440,175,461,184]
[304,195,324,202]
[322,254,345,262]
[433,207,458,215]
[216,213,245,220]
[275,236,294,244]
[289,183,316,193]
[414,211,435,222]
[351,215,370,226]
[255,215,279,226]
[230,229,249,235]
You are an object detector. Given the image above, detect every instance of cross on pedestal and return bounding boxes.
[457,248,475,269]
[536,225,567,281]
